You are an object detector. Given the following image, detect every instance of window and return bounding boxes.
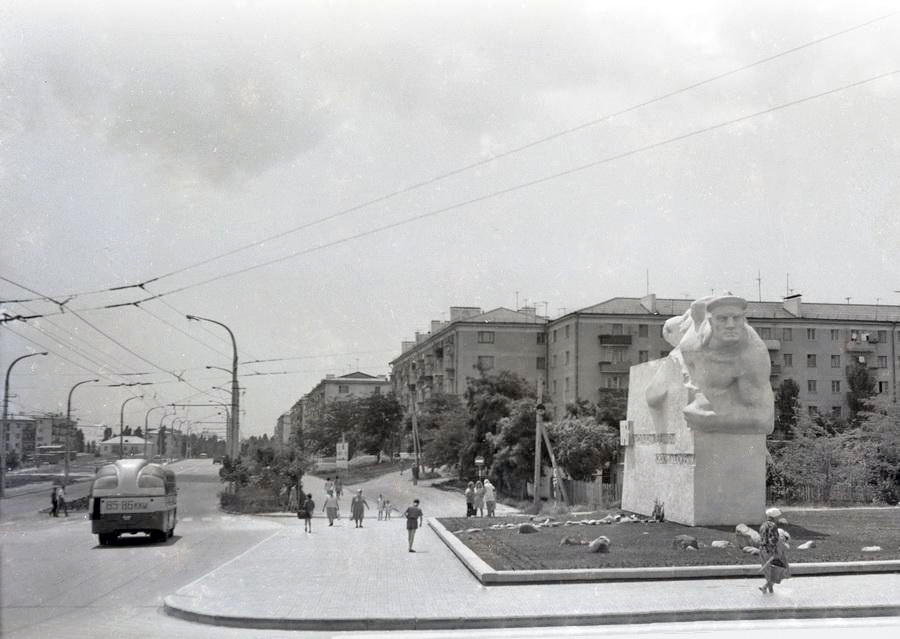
[611,324,623,335]
[477,356,494,370]
[537,333,546,345]
[373,386,381,395]
[878,355,888,368]
[552,354,557,368]
[639,350,649,363]
[565,377,570,392]
[808,380,817,393]
[477,331,495,344]
[612,349,626,364]
[565,325,570,339]
[536,357,546,370]
[565,351,570,365]
[638,324,648,338]
[831,329,840,340]
[807,354,816,368]
[879,381,890,393]
[783,353,793,367]
[878,330,887,343]
[831,355,840,368]
[553,329,558,343]
[758,327,772,339]
[831,380,841,393]
[607,376,622,389]
[552,380,557,394]
[338,385,349,394]
[807,328,816,340]
[783,328,792,341]
[832,406,842,417]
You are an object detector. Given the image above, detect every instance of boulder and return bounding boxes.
[742,546,760,555]
[797,540,816,550]
[673,534,699,550]
[735,523,761,548]
[711,540,732,549]
[517,523,540,534]
[589,535,611,553]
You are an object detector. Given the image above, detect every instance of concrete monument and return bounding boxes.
[622,295,774,525]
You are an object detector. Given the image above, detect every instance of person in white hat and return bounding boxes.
[758,507,790,593]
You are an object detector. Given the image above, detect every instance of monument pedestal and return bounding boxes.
[621,360,767,526]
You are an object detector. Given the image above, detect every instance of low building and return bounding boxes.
[98,436,154,458]
[300,372,392,432]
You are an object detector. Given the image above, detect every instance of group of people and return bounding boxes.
[464,478,496,517]
[296,483,424,551]
[49,484,67,517]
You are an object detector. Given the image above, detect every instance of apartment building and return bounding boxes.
[300,372,392,433]
[390,306,548,409]
[545,293,899,419]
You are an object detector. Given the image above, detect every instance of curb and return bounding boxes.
[429,518,900,584]
[163,597,900,632]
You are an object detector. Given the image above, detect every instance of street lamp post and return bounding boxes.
[119,396,144,459]
[187,315,239,460]
[65,378,98,483]
[144,406,168,459]
[1,352,49,498]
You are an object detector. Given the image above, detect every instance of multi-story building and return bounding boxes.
[300,372,392,432]
[274,411,291,446]
[545,293,899,420]
[391,306,548,409]
[4,417,36,460]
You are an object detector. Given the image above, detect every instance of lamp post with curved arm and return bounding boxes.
[119,396,144,459]
[144,406,169,459]
[65,378,98,483]
[1,352,49,498]
[187,315,239,460]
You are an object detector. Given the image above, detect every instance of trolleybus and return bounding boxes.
[89,458,177,545]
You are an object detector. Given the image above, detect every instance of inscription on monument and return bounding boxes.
[655,453,695,465]
[634,433,675,445]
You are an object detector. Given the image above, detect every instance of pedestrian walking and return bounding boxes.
[464,481,475,517]
[350,489,369,528]
[758,507,791,593]
[323,490,340,526]
[299,493,315,533]
[383,498,392,520]
[377,493,385,520]
[288,485,299,512]
[56,485,68,517]
[474,480,485,517]
[324,477,334,496]
[404,499,424,552]
[50,485,58,517]
[334,475,343,498]
[483,478,497,517]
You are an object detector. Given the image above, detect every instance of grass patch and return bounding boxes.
[438,508,900,571]
[308,459,412,485]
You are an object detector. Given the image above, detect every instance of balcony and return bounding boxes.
[769,363,782,376]
[763,339,781,351]
[599,334,632,346]
[599,360,633,373]
[845,339,876,353]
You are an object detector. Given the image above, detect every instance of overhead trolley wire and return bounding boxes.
[1,10,895,306]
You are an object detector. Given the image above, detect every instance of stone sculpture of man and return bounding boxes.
[647,295,774,434]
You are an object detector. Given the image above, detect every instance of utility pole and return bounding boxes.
[1,352,48,498]
[65,379,98,484]
[533,377,543,508]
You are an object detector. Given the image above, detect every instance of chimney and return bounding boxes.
[430,320,446,333]
[415,331,428,344]
[401,340,416,353]
[640,293,657,314]
[783,293,802,317]
[518,306,536,319]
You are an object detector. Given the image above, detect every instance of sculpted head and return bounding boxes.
[705,295,748,348]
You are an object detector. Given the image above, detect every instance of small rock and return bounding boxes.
[673,534,699,550]
[711,540,732,549]
[861,546,883,552]
[517,523,540,534]
[560,536,587,546]
[465,528,482,533]
[686,546,697,551]
[742,546,760,555]
[599,515,615,524]
[735,523,761,547]
[797,540,815,550]
[589,535,611,553]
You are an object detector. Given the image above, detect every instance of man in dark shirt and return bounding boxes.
[404,499,423,552]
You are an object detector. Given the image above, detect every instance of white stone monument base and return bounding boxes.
[621,361,768,527]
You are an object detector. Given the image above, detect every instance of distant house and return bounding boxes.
[98,435,154,457]
[299,372,392,434]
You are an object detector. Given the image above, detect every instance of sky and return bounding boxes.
[2,0,899,442]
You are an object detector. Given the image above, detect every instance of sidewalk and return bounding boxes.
[164,476,900,631]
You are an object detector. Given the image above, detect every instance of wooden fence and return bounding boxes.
[767,483,876,505]
[527,476,621,507]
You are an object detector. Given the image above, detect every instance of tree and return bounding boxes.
[847,362,877,421]
[595,389,627,428]
[357,393,403,461]
[122,425,132,436]
[6,449,21,471]
[851,394,900,504]
[102,426,113,441]
[419,394,469,470]
[133,427,143,439]
[773,379,800,439]
[547,416,619,481]
[460,371,534,479]
[485,398,542,496]
[304,399,363,457]
[74,428,86,453]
